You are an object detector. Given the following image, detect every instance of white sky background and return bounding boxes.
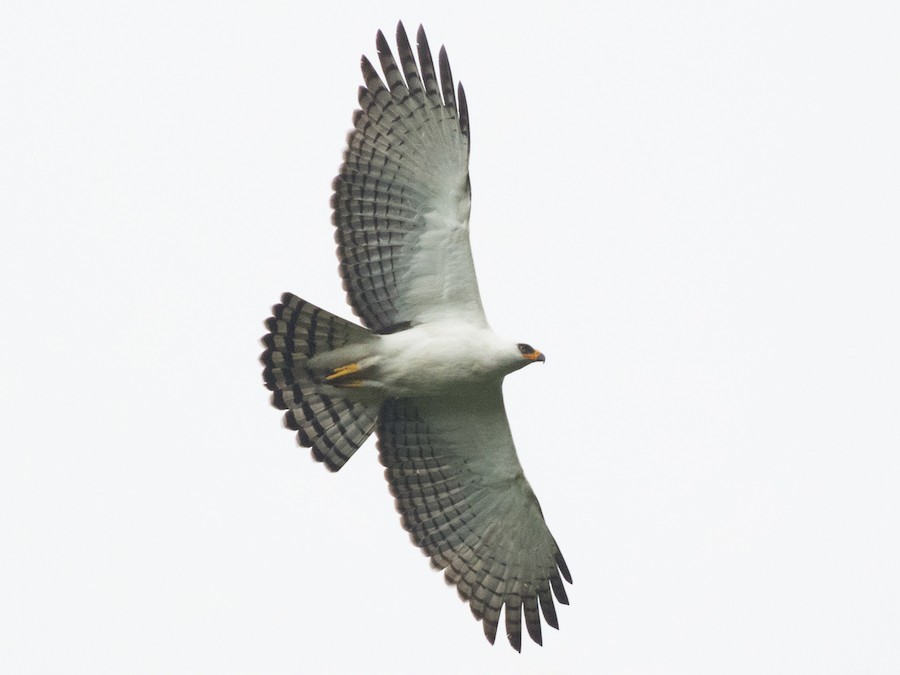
[1,1,899,673]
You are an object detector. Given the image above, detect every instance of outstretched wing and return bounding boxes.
[377,385,572,651]
[332,22,485,334]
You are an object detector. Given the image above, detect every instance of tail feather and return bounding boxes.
[261,292,379,471]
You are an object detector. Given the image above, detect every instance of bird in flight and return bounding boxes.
[261,22,571,651]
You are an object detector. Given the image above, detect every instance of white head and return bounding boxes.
[508,342,545,372]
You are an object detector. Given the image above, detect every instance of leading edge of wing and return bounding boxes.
[376,385,572,650]
[331,23,485,334]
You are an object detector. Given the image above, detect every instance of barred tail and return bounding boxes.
[261,292,379,471]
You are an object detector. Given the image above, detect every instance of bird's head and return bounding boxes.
[515,342,545,366]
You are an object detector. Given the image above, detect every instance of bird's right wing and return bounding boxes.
[377,384,572,650]
[332,23,486,334]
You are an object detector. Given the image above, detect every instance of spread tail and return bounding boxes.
[261,293,379,471]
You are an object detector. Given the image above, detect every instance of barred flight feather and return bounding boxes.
[332,21,482,333]
[260,293,379,471]
[377,392,571,651]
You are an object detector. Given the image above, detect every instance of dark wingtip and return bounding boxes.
[539,590,559,630]
[375,29,389,55]
[508,631,522,653]
[437,44,456,109]
[458,81,469,141]
[360,54,375,77]
[557,552,573,584]
[483,618,499,645]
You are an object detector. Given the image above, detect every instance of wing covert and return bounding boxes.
[332,23,484,334]
[377,385,572,650]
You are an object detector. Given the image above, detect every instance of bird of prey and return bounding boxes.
[261,22,571,650]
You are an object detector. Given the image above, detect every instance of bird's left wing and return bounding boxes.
[377,384,572,650]
[332,23,485,334]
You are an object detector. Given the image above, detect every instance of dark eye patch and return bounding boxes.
[518,343,534,354]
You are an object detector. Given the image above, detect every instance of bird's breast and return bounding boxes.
[374,323,505,397]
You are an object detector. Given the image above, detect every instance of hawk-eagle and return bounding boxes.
[261,22,572,651]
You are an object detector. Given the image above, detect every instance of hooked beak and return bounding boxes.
[524,350,545,363]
